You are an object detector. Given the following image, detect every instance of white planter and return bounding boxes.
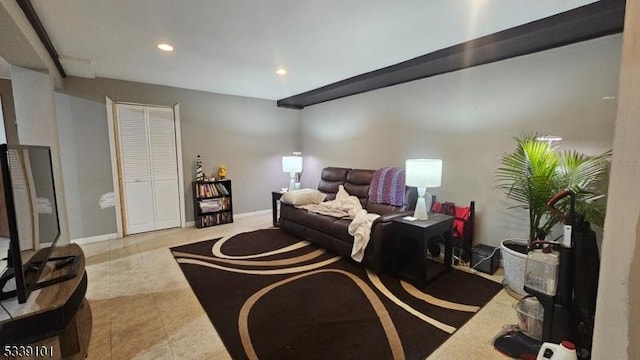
[500,238,529,297]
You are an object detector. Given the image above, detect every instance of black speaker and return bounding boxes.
[471,244,500,274]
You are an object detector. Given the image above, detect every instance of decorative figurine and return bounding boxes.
[218,165,227,179]
[196,155,204,182]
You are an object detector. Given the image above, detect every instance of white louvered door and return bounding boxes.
[117,105,155,234]
[116,104,180,235]
[147,107,180,230]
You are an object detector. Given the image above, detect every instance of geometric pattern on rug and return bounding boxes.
[171,228,502,360]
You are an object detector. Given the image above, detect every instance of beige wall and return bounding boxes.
[592,0,640,358]
[59,77,301,234]
[55,93,117,239]
[300,34,620,248]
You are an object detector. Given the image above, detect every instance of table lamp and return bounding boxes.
[405,159,442,220]
[282,155,303,191]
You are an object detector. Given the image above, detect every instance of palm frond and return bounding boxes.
[495,133,611,242]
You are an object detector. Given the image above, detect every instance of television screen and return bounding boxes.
[0,144,61,303]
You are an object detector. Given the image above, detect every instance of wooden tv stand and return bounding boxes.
[0,244,92,360]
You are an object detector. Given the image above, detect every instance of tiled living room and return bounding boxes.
[79,213,517,359]
[1,1,639,359]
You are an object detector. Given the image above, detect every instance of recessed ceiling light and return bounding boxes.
[275,68,287,76]
[157,43,174,52]
[602,96,616,100]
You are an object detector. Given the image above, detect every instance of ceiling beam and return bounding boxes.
[15,0,66,78]
[277,0,626,110]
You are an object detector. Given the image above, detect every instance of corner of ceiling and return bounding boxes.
[0,0,63,88]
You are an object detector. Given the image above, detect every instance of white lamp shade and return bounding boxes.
[282,156,303,173]
[405,159,442,187]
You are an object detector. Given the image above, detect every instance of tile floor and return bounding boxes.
[80,213,518,359]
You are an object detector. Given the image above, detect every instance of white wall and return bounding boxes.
[300,34,620,248]
[10,66,70,243]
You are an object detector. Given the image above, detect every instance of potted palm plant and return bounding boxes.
[495,133,610,296]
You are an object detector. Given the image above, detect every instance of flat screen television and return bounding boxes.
[0,144,72,304]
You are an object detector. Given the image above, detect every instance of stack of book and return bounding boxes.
[196,182,230,198]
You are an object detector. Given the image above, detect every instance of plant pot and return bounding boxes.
[500,238,529,298]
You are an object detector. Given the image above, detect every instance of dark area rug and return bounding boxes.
[171,228,502,360]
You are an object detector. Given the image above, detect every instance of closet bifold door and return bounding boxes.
[147,107,180,230]
[116,104,181,235]
[117,104,155,234]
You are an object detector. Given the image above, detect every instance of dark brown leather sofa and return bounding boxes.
[279,167,417,273]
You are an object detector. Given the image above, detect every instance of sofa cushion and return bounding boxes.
[344,169,374,207]
[280,189,326,206]
[278,166,416,273]
[366,187,418,214]
[301,212,340,231]
[317,167,349,200]
[280,204,309,224]
[366,202,402,216]
[330,219,354,244]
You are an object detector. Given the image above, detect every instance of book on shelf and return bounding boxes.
[198,212,232,227]
[194,180,232,228]
[215,182,229,195]
[196,182,224,198]
[208,183,219,197]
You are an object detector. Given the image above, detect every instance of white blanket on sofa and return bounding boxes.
[348,210,380,262]
[298,185,379,262]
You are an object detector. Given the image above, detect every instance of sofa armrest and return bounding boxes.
[371,210,414,226]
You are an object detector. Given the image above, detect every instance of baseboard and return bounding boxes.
[187,209,271,227]
[234,209,271,218]
[72,233,118,245]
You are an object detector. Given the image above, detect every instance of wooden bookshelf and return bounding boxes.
[193,179,233,228]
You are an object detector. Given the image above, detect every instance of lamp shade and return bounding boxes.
[405,159,442,187]
[282,156,302,173]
